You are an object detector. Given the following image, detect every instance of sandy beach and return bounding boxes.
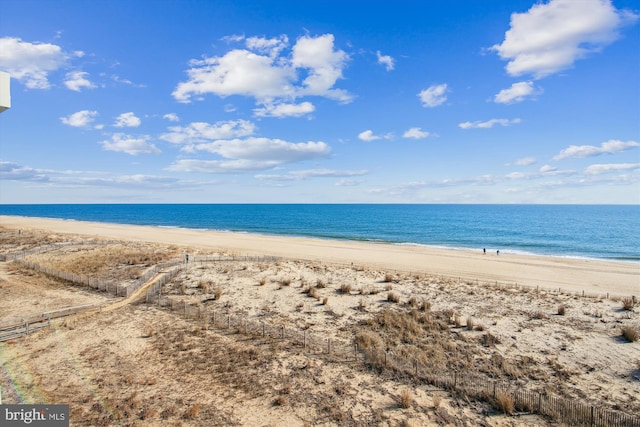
[1,215,639,426]
[1,215,638,296]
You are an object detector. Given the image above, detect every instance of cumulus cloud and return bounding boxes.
[163,113,180,122]
[114,112,141,128]
[60,110,99,128]
[358,130,380,142]
[539,165,558,173]
[253,101,315,118]
[403,127,430,139]
[491,0,639,78]
[376,51,395,71]
[494,81,539,104]
[160,120,256,145]
[584,163,640,175]
[99,133,160,155]
[459,118,521,129]
[553,139,639,160]
[64,71,96,91]
[418,84,448,107]
[172,33,351,114]
[168,137,331,174]
[0,37,71,89]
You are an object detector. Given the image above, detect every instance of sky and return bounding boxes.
[0,0,639,204]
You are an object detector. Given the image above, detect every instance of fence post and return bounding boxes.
[454,371,457,388]
[303,330,306,349]
[354,343,357,360]
[227,315,231,329]
[327,339,331,354]
[384,351,387,367]
[25,321,29,336]
[590,406,594,427]
[281,326,285,339]
[262,322,265,337]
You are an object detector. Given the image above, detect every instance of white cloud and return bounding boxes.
[418,84,448,107]
[0,162,49,181]
[114,112,141,128]
[256,168,368,181]
[64,71,96,91]
[192,138,330,162]
[1,161,191,189]
[169,137,331,174]
[459,118,521,129]
[539,165,557,173]
[99,133,160,155]
[245,35,288,57]
[358,130,380,142]
[0,37,68,89]
[376,51,395,71]
[553,139,639,160]
[403,127,430,139]
[253,101,315,118]
[173,33,351,107]
[584,163,640,175]
[160,120,256,145]
[163,113,180,122]
[494,81,539,104]
[491,0,639,78]
[60,110,98,128]
[514,156,537,166]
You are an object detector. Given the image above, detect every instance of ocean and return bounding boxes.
[0,204,638,262]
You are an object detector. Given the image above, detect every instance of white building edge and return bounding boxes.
[0,71,11,113]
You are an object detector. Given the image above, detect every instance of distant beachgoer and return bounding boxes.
[185,253,189,263]
[497,250,500,255]
[483,248,486,255]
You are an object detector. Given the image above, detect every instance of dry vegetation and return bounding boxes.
[1,226,639,426]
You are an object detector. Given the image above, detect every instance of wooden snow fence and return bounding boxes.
[0,303,102,342]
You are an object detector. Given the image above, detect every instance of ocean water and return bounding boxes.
[0,204,638,262]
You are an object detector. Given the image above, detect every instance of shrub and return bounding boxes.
[387,292,400,303]
[481,333,501,347]
[213,288,223,300]
[281,278,291,286]
[432,395,441,408]
[419,300,431,311]
[399,389,412,409]
[272,396,287,406]
[340,283,352,294]
[408,296,418,307]
[309,287,319,299]
[316,279,326,288]
[466,317,475,330]
[557,305,566,315]
[182,403,202,420]
[322,297,328,305]
[496,392,514,415]
[383,273,395,283]
[258,278,266,286]
[622,297,635,311]
[621,326,639,342]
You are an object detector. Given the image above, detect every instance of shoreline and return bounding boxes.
[3,213,638,264]
[1,215,639,296]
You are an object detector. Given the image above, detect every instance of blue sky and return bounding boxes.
[0,0,639,204]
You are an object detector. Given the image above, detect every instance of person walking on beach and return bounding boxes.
[496,250,500,255]
[483,248,486,255]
